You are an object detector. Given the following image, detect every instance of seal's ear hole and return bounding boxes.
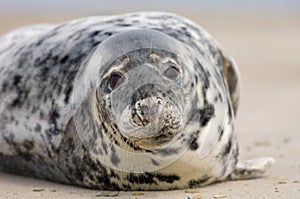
[108,72,124,90]
[164,66,179,80]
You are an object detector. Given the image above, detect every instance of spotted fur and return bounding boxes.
[0,12,274,190]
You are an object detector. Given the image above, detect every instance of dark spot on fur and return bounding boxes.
[188,175,210,188]
[199,104,215,127]
[127,173,156,184]
[49,107,60,125]
[155,173,180,183]
[218,127,224,141]
[3,133,15,145]
[60,55,69,64]
[214,96,218,102]
[156,147,179,156]
[7,74,30,108]
[46,102,61,137]
[13,75,22,86]
[1,81,8,92]
[90,30,101,37]
[118,23,131,27]
[39,111,45,119]
[227,100,233,123]
[34,124,42,132]
[104,32,113,36]
[127,172,180,185]
[222,136,233,157]
[10,98,21,107]
[40,66,49,81]
[189,136,199,151]
[23,140,34,150]
[110,146,120,166]
[31,105,39,114]
[218,92,223,102]
[64,85,72,103]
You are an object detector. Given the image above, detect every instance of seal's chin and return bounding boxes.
[129,128,181,150]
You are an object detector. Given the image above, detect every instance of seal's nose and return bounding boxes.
[136,97,162,124]
[140,103,159,122]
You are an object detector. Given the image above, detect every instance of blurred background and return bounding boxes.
[0,1,300,198]
[1,0,300,33]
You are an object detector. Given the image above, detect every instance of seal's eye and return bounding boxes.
[109,73,124,90]
[164,65,180,80]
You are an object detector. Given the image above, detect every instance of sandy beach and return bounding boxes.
[0,13,299,198]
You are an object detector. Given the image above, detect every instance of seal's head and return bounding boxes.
[96,30,191,151]
[100,48,185,151]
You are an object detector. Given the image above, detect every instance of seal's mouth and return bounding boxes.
[129,126,182,150]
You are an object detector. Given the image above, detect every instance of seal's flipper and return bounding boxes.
[229,157,275,180]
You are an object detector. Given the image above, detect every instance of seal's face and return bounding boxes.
[100,49,185,150]
[74,29,206,172]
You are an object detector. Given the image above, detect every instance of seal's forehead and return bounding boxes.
[90,29,189,70]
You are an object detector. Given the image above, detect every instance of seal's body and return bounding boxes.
[0,12,274,190]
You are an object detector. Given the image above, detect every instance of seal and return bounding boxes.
[0,12,274,190]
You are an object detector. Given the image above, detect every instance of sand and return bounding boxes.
[0,13,299,199]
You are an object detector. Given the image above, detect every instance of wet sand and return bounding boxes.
[0,13,300,198]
